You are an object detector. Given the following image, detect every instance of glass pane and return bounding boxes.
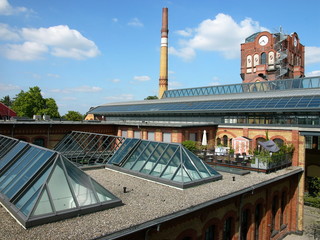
[48,160,76,211]
[173,166,191,182]
[64,159,98,206]
[123,141,148,170]
[140,143,164,174]
[15,165,52,210]
[150,145,178,177]
[0,148,42,191]
[182,151,202,180]
[131,142,157,171]
[185,149,211,178]
[0,142,28,171]
[161,151,180,180]
[109,138,139,165]
[3,150,54,199]
[32,189,53,216]
[92,180,113,202]
[20,188,41,217]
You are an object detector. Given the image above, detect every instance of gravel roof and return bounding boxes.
[0,166,302,240]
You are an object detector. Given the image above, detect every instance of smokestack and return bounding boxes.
[158,8,168,99]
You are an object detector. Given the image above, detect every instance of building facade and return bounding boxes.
[241,31,305,83]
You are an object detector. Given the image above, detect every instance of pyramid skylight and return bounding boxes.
[107,138,222,189]
[54,131,125,166]
[0,135,122,228]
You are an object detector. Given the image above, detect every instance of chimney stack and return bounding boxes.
[158,8,169,99]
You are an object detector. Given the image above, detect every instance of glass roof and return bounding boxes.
[0,134,122,228]
[89,95,320,115]
[54,131,125,166]
[162,77,320,98]
[107,138,222,189]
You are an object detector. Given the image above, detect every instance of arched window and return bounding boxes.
[33,138,45,147]
[223,135,228,147]
[261,52,267,64]
[223,217,234,240]
[256,137,266,152]
[217,138,221,146]
[254,203,263,240]
[205,225,216,240]
[241,209,250,240]
[273,138,284,148]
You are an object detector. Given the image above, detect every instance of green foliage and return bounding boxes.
[63,111,83,121]
[304,194,320,208]
[144,95,158,100]
[182,140,198,152]
[0,95,13,107]
[12,86,60,118]
[307,177,320,197]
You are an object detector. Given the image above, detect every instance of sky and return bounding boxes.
[1,0,320,116]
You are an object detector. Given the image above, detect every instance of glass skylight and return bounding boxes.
[54,131,125,166]
[0,134,122,228]
[107,138,222,189]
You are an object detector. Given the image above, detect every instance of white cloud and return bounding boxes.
[128,18,143,27]
[104,94,134,101]
[306,70,320,77]
[172,13,268,61]
[0,25,100,61]
[0,0,28,16]
[112,18,118,23]
[47,73,60,78]
[175,28,193,37]
[71,86,102,92]
[169,81,182,88]
[0,23,20,41]
[1,41,48,60]
[0,82,20,91]
[49,86,102,94]
[305,46,320,65]
[111,78,120,83]
[169,46,196,62]
[133,75,151,81]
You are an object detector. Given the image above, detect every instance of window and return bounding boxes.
[254,204,262,240]
[205,225,216,240]
[273,138,284,148]
[122,130,127,138]
[223,135,228,147]
[147,132,155,141]
[261,52,267,64]
[217,138,221,146]
[271,195,279,234]
[241,209,250,240]
[134,131,141,139]
[280,191,287,228]
[305,136,312,149]
[33,138,45,147]
[163,132,171,143]
[190,133,197,142]
[223,217,233,240]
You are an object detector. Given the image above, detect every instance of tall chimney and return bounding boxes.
[158,8,168,99]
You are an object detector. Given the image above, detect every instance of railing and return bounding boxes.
[198,150,292,173]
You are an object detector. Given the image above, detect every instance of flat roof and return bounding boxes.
[0,166,302,239]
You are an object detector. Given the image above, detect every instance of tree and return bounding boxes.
[63,111,83,121]
[0,95,13,107]
[12,86,60,118]
[144,95,158,100]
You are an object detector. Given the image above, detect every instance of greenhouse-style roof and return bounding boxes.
[54,131,125,166]
[0,135,122,228]
[107,138,222,189]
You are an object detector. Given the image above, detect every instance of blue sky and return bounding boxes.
[1,0,320,115]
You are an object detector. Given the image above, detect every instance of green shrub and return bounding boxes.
[182,140,198,153]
